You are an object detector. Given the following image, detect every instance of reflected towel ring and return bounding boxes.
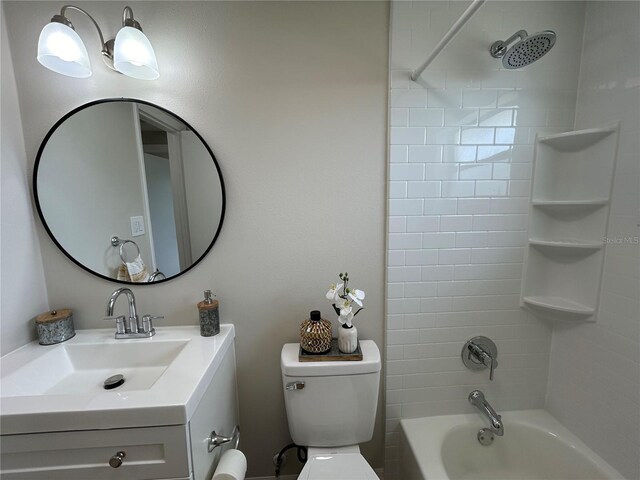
[119,240,140,263]
[111,235,141,263]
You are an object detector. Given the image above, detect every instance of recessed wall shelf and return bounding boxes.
[532,199,608,211]
[522,296,595,316]
[521,123,619,322]
[532,199,608,206]
[529,239,603,251]
[537,127,616,152]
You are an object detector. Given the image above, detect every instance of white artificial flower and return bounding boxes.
[337,298,352,317]
[326,283,343,300]
[339,310,354,328]
[348,289,366,307]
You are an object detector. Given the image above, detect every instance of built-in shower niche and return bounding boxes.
[522,246,602,318]
[529,204,608,245]
[532,127,618,202]
[521,124,619,321]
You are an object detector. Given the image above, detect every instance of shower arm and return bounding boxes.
[490,30,528,58]
[410,0,486,81]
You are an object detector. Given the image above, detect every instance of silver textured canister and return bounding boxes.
[36,309,75,345]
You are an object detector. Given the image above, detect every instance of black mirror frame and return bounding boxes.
[33,98,226,285]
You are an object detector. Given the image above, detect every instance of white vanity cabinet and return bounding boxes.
[0,328,239,480]
[0,425,192,480]
[188,341,239,480]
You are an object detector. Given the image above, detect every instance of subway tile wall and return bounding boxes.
[546,3,640,479]
[385,2,586,477]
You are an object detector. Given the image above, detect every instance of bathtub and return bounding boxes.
[400,409,624,480]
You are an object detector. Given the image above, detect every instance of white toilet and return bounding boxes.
[281,340,381,479]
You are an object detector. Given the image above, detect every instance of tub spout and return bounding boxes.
[469,390,504,436]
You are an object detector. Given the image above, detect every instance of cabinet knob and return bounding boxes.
[109,451,126,468]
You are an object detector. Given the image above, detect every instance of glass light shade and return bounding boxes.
[113,26,159,80]
[37,22,91,78]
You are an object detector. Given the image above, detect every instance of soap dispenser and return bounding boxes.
[198,290,220,337]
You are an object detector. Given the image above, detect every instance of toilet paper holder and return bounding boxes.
[208,424,240,453]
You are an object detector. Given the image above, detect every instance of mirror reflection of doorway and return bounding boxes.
[137,110,192,279]
[144,151,180,278]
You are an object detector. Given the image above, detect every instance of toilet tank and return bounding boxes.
[281,340,381,447]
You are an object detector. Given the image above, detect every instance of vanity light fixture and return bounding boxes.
[37,5,159,80]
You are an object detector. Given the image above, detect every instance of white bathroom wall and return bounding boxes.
[545,3,640,478]
[181,130,222,261]
[386,1,586,476]
[0,6,49,356]
[2,2,388,476]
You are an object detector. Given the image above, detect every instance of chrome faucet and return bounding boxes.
[469,390,504,439]
[148,270,166,282]
[104,287,162,339]
[462,336,498,380]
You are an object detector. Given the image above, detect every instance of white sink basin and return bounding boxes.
[2,340,188,396]
[0,325,235,435]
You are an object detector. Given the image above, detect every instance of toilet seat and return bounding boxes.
[298,447,379,480]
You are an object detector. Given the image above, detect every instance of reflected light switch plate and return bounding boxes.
[130,216,145,237]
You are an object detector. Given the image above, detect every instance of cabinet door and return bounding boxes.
[1,425,190,480]
[189,344,239,480]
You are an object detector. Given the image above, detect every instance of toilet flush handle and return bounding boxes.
[285,380,305,391]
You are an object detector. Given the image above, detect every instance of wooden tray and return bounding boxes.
[299,338,362,362]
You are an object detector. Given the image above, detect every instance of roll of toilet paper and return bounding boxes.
[212,449,247,480]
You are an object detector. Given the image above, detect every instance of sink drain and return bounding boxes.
[104,374,125,390]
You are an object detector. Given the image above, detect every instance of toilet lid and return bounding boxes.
[298,453,379,480]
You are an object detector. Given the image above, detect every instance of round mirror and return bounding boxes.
[34,99,225,284]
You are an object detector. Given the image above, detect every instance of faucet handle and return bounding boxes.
[461,336,498,381]
[141,315,163,334]
[104,315,126,334]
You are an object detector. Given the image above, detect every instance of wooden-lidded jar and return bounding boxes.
[35,309,75,345]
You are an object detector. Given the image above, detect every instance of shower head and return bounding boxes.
[490,30,556,69]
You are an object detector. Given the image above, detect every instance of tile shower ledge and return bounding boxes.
[0,325,235,435]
